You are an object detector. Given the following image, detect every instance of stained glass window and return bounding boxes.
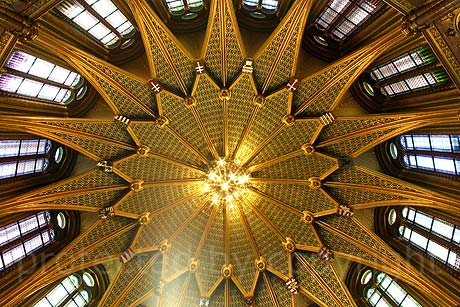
[365,45,451,98]
[0,51,84,104]
[57,0,135,48]
[0,211,55,271]
[315,0,383,42]
[370,46,436,81]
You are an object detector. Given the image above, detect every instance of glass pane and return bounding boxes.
[24,235,44,254]
[19,215,39,234]
[432,219,454,241]
[427,240,449,260]
[0,224,21,246]
[0,140,21,157]
[0,161,19,179]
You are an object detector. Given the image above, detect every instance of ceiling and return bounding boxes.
[0,0,459,306]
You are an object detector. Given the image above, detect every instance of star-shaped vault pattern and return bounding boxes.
[0,0,459,306]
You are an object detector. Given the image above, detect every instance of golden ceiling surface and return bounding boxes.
[1,0,460,306]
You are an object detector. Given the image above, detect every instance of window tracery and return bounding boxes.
[56,0,136,49]
[0,50,86,105]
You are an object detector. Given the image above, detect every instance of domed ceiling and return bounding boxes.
[1,0,460,306]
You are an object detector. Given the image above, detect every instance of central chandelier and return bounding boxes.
[204,158,250,206]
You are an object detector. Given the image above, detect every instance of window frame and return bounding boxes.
[0,211,80,295]
[0,45,98,117]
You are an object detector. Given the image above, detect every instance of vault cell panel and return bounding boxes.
[295,251,355,307]
[55,217,133,268]
[251,154,336,180]
[196,207,225,295]
[85,57,157,115]
[63,228,134,271]
[161,274,201,307]
[321,215,398,261]
[241,199,289,277]
[322,128,401,157]
[203,0,246,84]
[104,254,160,307]
[118,182,202,214]
[251,182,336,214]
[254,195,316,247]
[253,0,310,93]
[249,120,319,167]
[229,206,258,292]
[53,131,132,160]
[194,77,224,156]
[130,122,204,167]
[328,166,419,192]
[162,209,210,279]
[81,64,153,119]
[227,74,257,156]
[294,56,358,112]
[116,155,203,181]
[135,199,198,250]
[38,170,125,196]
[235,91,289,162]
[327,187,406,206]
[47,121,134,145]
[160,92,211,159]
[43,189,126,210]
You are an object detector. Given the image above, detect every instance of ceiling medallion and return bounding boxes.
[204,158,250,207]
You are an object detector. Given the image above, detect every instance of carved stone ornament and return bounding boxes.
[286,277,299,294]
[283,237,296,253]
[255,256,267,272]
[130,180,144,192]
[221,264,234,279]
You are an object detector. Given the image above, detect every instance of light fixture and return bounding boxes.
[204,158,250,207]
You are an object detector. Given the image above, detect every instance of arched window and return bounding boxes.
[352,44,456,112]
[391,207,460,274]
[0,139,62,180]
[26,266,108,307]
[391,134,459,177]
[33,273,91,307]
[0,50,86,105]
[56,0,136,49]
[165,0,205,20]
[0,211,56,271]
[361,270,422,307]
[367,45,450,98]
[0,211,76,275]
[241,0,280,19]
[314,0,383,42]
